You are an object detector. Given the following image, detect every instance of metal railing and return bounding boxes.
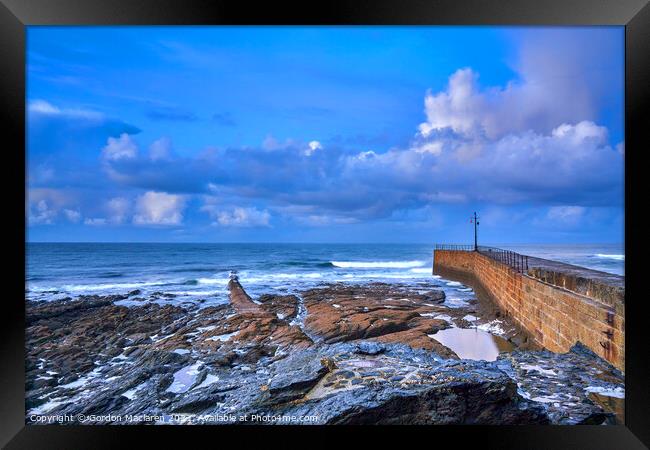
[434,244,475,251]
[434,244,530,273]
[477,246,529,273]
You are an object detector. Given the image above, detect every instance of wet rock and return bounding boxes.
[228,279,264,314]
[26,297,114,325]
[496,343,625,425]
[302,283,451,348]
[356,341,385,355]
[422,290,446,303]
[260,349,332,405]
[258,294,300,320]
[170,390,227,413]
[25,281,624,426]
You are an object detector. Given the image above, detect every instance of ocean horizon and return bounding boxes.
[26,242,624,306]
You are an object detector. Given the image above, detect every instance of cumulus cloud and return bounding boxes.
[101,111,622,225]
[107,197,130,224]
[149,137,172,161]
[28,200,58,225]
[417,66,597,142]
[27,188,77,225]
[298,214,359,226]
[133,191,185,226]
[84,217,107,226]
[418,69,486,138]
[102,133,138,161]
[305,140,323,156]
[211,207,271,227]
[63,209,81,223]
[262,135,298,151]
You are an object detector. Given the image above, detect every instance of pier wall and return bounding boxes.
[433,250,624,371]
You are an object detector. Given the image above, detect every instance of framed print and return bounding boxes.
[2,0,649,448]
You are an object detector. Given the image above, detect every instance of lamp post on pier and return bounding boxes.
[471,212,479,251]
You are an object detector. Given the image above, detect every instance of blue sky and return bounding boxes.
[26,26,624,243]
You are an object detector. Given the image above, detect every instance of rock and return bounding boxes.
[302,283,451,350]
[26,297,114,325]
[259,349,332,405]
[25,280,623,426]
[356,341,385,355]
[423,290,446,302]
[228,279,264,314]
[258,294,300,320]
[495,343,625,425]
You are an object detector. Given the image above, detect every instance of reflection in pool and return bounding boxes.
[589,392,625,424]
[429,327,514,361]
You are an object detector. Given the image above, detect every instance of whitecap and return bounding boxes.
[595,254,625,261]
[197,278,228,286]
[61,281,163,292]
[331,260,426,269]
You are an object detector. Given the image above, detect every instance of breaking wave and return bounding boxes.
[594,254,624,261]
[330,260,427,269]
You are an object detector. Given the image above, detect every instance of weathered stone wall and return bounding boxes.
[433,250,624,371]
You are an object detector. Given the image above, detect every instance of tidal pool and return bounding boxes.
[588,392,625,424]
[429,327,514,361]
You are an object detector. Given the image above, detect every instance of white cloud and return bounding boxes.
[616,142,625,155]
[28,200,57,225]
[149,137,172,161]
[213,207,270,227]
[417,60,598,141]
[262,135,298,151]
[411,141,443,155]
[63,209,81,223]
[84,217,107,226]
[419,69,486,138]
[28,100,61,115]
[102,133,138,161]
[300,214,359,226]
[305,140,323,156]
[107,197,130,224]
[342,118,622,207]
[27,189,76,226]
[28,99,104,120]
[133,191,185,226]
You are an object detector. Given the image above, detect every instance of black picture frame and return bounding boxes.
[2,0,648,448]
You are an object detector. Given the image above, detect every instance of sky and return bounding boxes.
[26,26,624,244]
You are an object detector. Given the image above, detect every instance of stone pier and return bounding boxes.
[433,248,625,371]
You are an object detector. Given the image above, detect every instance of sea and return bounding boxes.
[26,243,624,307]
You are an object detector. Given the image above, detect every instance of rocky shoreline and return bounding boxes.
[25,278,624,425]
